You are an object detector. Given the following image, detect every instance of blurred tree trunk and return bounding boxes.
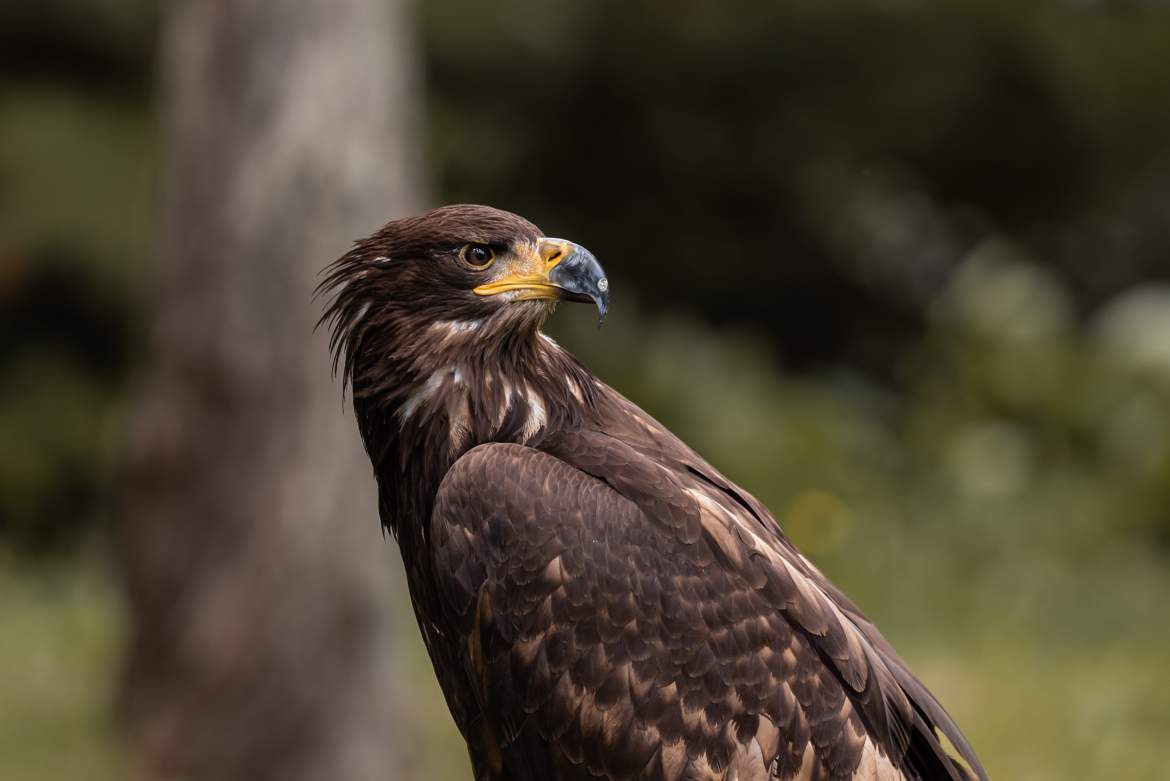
[120,1,424,779]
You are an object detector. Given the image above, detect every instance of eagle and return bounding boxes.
[320,205,987,781]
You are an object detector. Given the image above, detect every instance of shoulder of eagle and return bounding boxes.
[429,400,986,781]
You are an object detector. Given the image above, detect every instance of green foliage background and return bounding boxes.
[2,1,1169,778]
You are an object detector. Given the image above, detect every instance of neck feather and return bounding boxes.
[349,312,597,540]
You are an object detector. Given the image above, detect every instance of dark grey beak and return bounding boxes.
[548,243,609,326]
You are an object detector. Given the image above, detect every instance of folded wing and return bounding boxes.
[430,439,985,781]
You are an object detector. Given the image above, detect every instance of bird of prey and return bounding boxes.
[320,205,987,781]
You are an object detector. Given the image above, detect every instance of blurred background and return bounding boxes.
[2,0,1169,779]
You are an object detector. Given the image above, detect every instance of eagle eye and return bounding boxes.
[459,243,495,269]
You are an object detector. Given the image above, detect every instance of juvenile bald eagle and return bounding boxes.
[320,205,987,781]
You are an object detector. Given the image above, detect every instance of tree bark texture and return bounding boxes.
[120,1,425,778]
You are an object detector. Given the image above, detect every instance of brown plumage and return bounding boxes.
[319,204,987,781]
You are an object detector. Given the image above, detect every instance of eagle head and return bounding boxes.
[322,205,608,409]
[319,204,608,389]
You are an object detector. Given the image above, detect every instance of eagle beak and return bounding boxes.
[548,241,609,325]
[473,238,609,326]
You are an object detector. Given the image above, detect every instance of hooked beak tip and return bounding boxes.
[547,242,609,327]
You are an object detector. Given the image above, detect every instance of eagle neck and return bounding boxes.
[358,321,596,550]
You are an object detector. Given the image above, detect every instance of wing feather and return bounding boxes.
[431,439,985,781]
